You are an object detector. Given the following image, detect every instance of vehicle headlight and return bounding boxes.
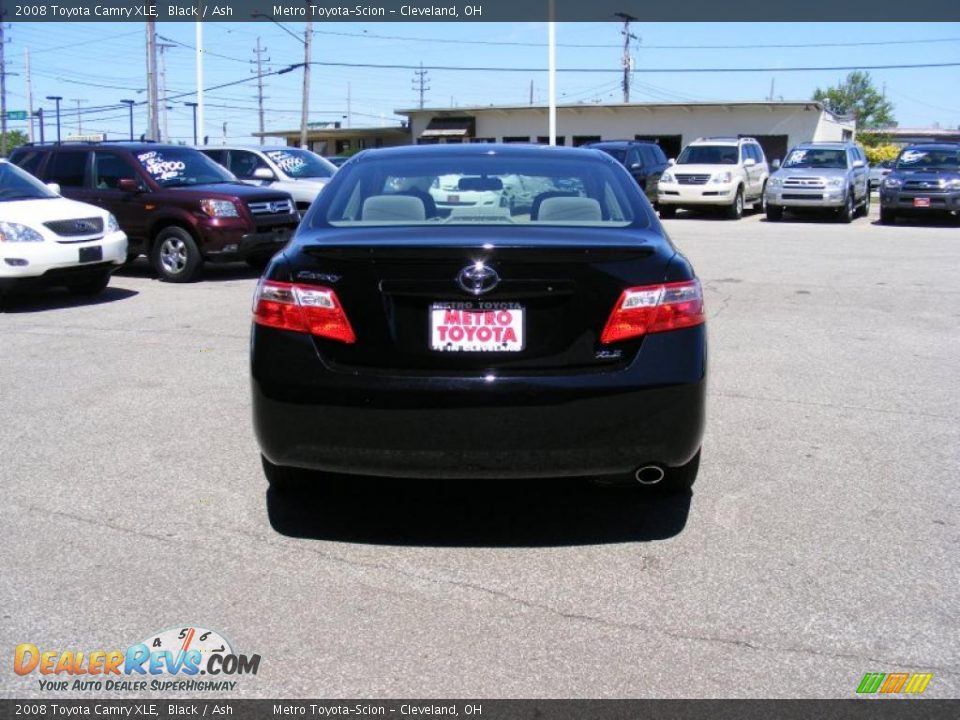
[0,221,44,243]
[710,172,733,184]
[200,199,240,218]
[946,179,960,190]
[659,172,675,184]
[826,177,844,187]
[106,213,121,233]
[767,177,781,188]
[884,177,902,189]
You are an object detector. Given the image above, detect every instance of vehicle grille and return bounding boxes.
[783,177,826,190]
[43,217,104,237]
[247,198,295,216]
[782,193,824,201]
[675,174,711,185]
[903,180,946,192]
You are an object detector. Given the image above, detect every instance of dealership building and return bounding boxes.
[262,101,855,164]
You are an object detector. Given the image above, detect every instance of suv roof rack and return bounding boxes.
[693,136,757,144]
[17,139,160,147]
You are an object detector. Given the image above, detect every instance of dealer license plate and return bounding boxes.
[430,303,524,352]
[913,197,931,208]
[78,246,102,263]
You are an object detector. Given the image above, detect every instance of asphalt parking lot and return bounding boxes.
[1,203,958,699]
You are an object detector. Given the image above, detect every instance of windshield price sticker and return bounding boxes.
[430,302,524,352]
[138,152,186,182]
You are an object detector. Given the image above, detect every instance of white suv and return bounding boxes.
[199,145,338,212]
[0,160,127,297]
[657,137,770,220]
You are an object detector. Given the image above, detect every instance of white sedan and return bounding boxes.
[0,160,127,297]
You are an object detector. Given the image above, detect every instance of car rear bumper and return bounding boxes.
[252,325,707,479]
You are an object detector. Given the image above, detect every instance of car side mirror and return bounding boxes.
[852,160,865,169]
[667,158,676,166]
[771,159,781,170]
[630,162,642,170]
[118,178,141,193]
[45,182,61,195]
[253,167,276,181]
[743,158,757,167]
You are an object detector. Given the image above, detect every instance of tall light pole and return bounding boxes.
[184,102,199,145]
[46,95,63,143]
[120,99,135,140]
[547,0,557,146]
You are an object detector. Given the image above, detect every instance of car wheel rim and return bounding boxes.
[736,194,742,215]
[160,238,187,274]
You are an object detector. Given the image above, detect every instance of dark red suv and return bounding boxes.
[10,142,300,282]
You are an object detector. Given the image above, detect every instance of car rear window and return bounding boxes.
[318,153,641,228]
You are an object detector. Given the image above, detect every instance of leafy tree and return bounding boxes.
[813,71,895,129]
[1,129,29,156]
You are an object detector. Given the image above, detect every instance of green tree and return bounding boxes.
[1,129,29,156]
[812,71,895,129]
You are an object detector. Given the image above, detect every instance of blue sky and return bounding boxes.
[4,22,959,143]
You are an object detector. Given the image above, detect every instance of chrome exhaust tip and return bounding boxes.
[635,465,665,485]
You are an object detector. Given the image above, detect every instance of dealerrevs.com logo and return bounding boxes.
[14,626,261,693]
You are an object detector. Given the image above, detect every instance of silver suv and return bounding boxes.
[764,142,870,223]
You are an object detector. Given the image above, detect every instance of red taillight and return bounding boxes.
[600,279,704,344]
[253,280,356,344]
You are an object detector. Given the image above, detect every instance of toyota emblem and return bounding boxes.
[74,220,97,233]
[457,262,499,296]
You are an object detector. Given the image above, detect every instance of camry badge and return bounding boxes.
[457,262,499,296]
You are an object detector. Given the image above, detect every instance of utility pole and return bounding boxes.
[145,15,159,141]
[252,37,269,145]
[196,17,204,146]
[412,62,429,109]
[346,82,351,128]
[768,77,775,102]
[614,12,638,103]
[25,49,34,143]
[70,99,87,134]
[157,42,175,142]
[300,18,312,149]
[1,22,7,156]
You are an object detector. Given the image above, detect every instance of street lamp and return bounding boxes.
[184,102,199,145]
[252,10,311,149]
[45,96,62,143]
[120,100,135,141]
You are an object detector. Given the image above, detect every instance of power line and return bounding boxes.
[303,60,960,75]
[312,29,960,51]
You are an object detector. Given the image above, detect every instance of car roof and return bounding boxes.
[792,142,856,150]
[585,140,659,148]
[903,143,960,151]
[17,142,190,153]
[348,143,613,163]
[689,137,749,146]
[198,144,302,152]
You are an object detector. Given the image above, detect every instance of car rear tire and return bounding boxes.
[879,207,897,225]
[661,448,701,494]
[152,227,203,283]
[261,454,303,493]
[659,206,676,219]
[766,204,783,222]
[66,270,111,296]
[725,188,744,220]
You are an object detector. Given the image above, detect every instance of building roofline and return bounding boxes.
[395,100,843,118]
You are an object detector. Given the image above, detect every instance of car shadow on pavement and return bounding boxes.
[871,216,960,228]
[0,285,138,313]
[116,259,264,282]
[266,474,691,547]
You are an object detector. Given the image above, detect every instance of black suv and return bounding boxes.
[879,143,960,225]
[583,141,670,204]
[10,142,300,282]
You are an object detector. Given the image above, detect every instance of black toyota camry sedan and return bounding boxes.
[251,144,706,493]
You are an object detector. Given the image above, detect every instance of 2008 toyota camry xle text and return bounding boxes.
[251,144,706,494]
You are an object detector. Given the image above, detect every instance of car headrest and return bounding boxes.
[361,195,426,221]
[536,196,602,222]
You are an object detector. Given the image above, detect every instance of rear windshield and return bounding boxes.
[783,148,847,169]
[264,149,335,179]
[677,145,739,165]
[896,148,960,172]
[318,153,640,228]
[136,148,235,188]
